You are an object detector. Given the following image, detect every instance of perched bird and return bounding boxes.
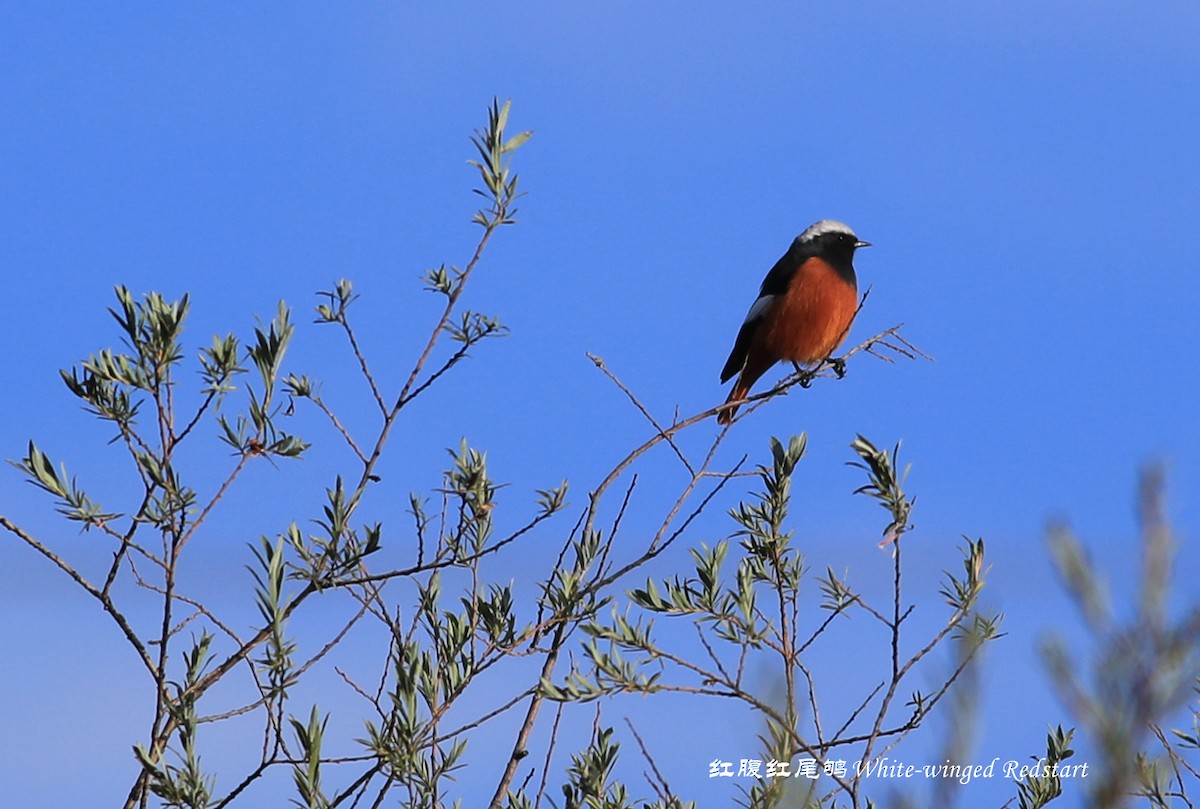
[718,220,869,424]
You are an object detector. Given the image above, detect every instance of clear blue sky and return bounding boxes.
[2,3,1198,807]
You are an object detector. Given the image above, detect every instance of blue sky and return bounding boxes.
[2,3,1199,807]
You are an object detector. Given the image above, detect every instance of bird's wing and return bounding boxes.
[758,241,803,297]
[720,294,775,383]
[719,242,800,383]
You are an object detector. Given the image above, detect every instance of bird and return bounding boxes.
[717,220,870,425]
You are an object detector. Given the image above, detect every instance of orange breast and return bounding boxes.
[755,258,858,364]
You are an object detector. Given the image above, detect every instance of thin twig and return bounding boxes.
[625,716,681,805]
[176,453,252,552]
[588,352,694,476]
[311,394,368,464]
[1,515,157,678]
[339,317,388,417]
[535,699,566,808]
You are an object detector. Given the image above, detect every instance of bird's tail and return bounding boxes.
[718,356,773,425]
[717,379,752,425]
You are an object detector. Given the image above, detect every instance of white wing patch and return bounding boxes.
[743,294,775,325]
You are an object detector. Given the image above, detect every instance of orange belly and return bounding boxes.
[755,258,858,364]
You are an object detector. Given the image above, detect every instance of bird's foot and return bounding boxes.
[789,361,812,388]
[830,357,846,379]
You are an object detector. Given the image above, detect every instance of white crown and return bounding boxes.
[798,219,857,242]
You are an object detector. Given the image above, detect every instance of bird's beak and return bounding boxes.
[855,240,872,249]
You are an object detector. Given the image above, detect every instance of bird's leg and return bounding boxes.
[791,361,812,388]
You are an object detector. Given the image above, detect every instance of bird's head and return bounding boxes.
[796,220,871,258]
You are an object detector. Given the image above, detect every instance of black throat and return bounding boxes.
[758,230,862,297]
[794,233,859,288]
